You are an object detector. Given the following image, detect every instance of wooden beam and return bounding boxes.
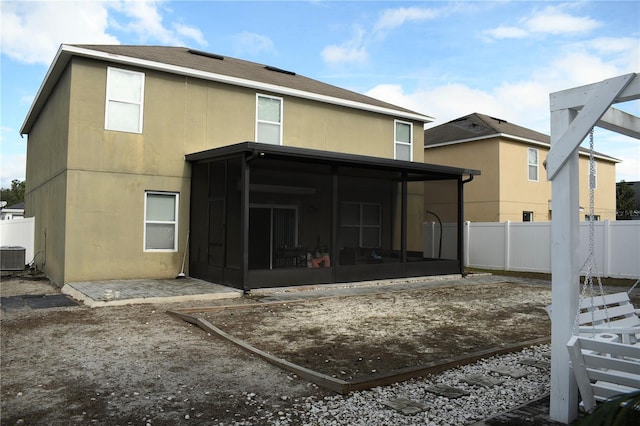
[597,107,640,140]
[549,108,581,424]
[546,74,636,180]
[550,73,639,112]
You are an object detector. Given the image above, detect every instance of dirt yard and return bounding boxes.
[196,281,551,380]
[0,275,554,425]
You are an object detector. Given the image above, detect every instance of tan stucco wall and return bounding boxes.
[25,64,72,285]
[577,155,617,221]
[499,141,552,222]
[63,170,190,282]
[424,139,499,222]
[183,79,424,162]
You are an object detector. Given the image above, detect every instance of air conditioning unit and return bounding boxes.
[1,246,26,271]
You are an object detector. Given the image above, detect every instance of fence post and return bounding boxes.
[603,220,610,278]
[504,221,511,271]
[464,221,470,267]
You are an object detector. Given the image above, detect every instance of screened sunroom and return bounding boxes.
[187,142,479,291]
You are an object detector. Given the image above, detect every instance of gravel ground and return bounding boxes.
[222,345,552,425]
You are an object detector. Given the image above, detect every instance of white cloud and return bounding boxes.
[0,0,207,66]
[482,26,528,40]
[366,83,506,127]
[373,7,439,32]
[230,32,275,56]
[321,27,368,64]
[541,52,621,89]
[173,22,207,47]
[322,6,443,65]
[110,0,205,46]
[483,4,602,42]
[1,1,118,65]
[525,5,600,35]
[366,46,630,135]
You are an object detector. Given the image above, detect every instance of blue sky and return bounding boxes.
[1,0,639,188]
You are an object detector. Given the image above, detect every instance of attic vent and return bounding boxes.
[265,65,296,76]
[188,49,224,60]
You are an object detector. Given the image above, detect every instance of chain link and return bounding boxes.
[573,128,609,335]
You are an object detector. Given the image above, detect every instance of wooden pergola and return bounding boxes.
[547,73,640,423]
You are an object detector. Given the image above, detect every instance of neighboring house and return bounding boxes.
[617,180,640,220]
[21,44,479,290]
[424,113,619,223]
[0,202,25,220]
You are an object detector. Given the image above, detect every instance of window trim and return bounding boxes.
[340,202,381,248]
[255,94,283,145]
[527,147,539,182]
[105,67,145,134]
[394,120,413,161]
[144,191,179,252]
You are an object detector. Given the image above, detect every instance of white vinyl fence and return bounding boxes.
[0,217,35,266]
[461,220,640,279]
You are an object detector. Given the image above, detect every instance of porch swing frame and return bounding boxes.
[547,72,640,424]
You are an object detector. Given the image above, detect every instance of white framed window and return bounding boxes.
[340,202,381,248]
[394,120,413,161]
[589,161,597,190]
[105,67,145,133]
[256,94,283,145]
[144,191,178,251]
[528,148,539,181]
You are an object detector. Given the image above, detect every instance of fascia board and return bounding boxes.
[50,45,433,124]
[424,133,549,148]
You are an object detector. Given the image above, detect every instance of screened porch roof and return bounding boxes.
[186,142,481,181]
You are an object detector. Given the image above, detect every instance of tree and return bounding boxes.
[0,179,25,207]
[616,180,636,219]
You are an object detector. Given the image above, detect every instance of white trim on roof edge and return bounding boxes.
[21,45,432,134]
[424,133,620,163]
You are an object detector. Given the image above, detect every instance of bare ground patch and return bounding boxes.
[1,277,553,425]
[195,281,552,380]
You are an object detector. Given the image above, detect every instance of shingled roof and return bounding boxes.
[424,113,550,146]
[21,44,432,134]
[424,113,619,162]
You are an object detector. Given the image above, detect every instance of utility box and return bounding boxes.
[0,246,26,271]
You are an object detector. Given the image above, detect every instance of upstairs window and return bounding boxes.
[528,148,539,181]
[105,67,144,133]
[395,120,412,161]
[144,192,178,251]
[256,94,282,145]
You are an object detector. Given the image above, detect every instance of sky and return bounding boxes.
[1,0,639,189]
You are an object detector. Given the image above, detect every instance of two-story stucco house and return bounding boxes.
[21,44,479,291]
[424,113,619,223]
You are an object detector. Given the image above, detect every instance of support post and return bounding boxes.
[504,221,511,271]
[549,108,580,423]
